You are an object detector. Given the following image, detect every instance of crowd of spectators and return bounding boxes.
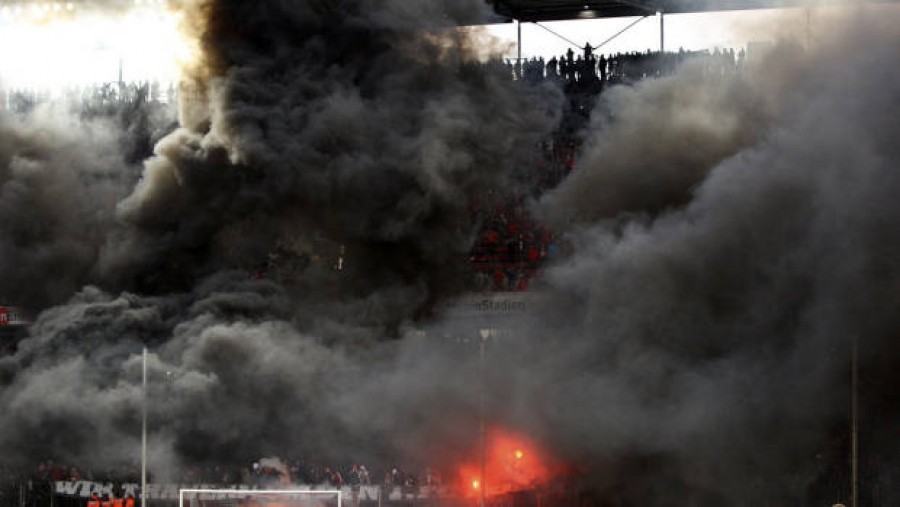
[465,46,743,292]
[15,457,446,490]
[1,80,177,115]
[0,44,754,364]
[480,44,745,88]
[0,457,446,507]
[2,45,747,299]
[5,452,898,507]
[467,193,558,293]
[464,127,582,293]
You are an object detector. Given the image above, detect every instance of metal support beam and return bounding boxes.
[478,331,488,507]
[517,19,522,63]
[593,14,651,51]
[851,334,859,507]
[141,347,147,507]
[613,0,660,14]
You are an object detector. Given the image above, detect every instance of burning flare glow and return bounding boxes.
[458,428,557,498]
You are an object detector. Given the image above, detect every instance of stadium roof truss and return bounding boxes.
[489,0,896,21]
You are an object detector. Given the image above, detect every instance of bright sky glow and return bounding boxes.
[479,8,809,60]
[0,2,192,91]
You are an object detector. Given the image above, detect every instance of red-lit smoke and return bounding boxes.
[457,427,559,498]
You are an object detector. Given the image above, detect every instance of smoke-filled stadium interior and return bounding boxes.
[2,1,900,507]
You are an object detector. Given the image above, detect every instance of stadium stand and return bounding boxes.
[0,50,730,505]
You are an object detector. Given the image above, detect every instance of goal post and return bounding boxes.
[178,489,342,507]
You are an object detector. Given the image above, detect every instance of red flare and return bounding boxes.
[457,427,559,498]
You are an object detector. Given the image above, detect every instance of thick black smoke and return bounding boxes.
[105,0,561,313]
[1,0,559,473]
[0,108,136,309]
[518,12,900,505]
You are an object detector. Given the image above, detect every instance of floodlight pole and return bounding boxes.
[517,20,522,65]
[142,347,148,507]
[658,11,664,54]
[851,335,858,507]
[478,329,490,507]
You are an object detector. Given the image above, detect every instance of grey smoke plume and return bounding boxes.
[2,0,560,471]
[103,0,561,312]
[0,108,133,309]
[536,42,810,227]
[1,2,900,506]
[520,12,900,504]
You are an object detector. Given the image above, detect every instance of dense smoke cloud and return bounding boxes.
[1,1,900,506]
[536,43,806,226]
[107,0,560,311]
[0,109,132,309]
[1,0,558,472]
[520,13,900,504]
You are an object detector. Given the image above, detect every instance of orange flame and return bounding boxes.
[457,428,557,498]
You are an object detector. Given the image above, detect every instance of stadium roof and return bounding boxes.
[489,0,895,21]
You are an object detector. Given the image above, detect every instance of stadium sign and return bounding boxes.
[0,306,29,326]
[441,292,538,319]
[54,481,448,502]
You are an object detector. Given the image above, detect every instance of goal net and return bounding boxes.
[179,489,342,507]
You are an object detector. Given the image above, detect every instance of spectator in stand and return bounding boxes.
[329,467,343,488]
[250,462,262,487]
[289,461,300,484]
[348,465,361,507]
[573,55,584,82]
[382,467,392,493]
[239,465,252,485]
[359,465,370,485]
[48,461,66,482]
[386,466,402,494]
[599,54,607,82]
[402,472,418,500]
[423,468,441,487]
[35,462,47,482]
[546,56,558,80]
[259,464,282,487]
